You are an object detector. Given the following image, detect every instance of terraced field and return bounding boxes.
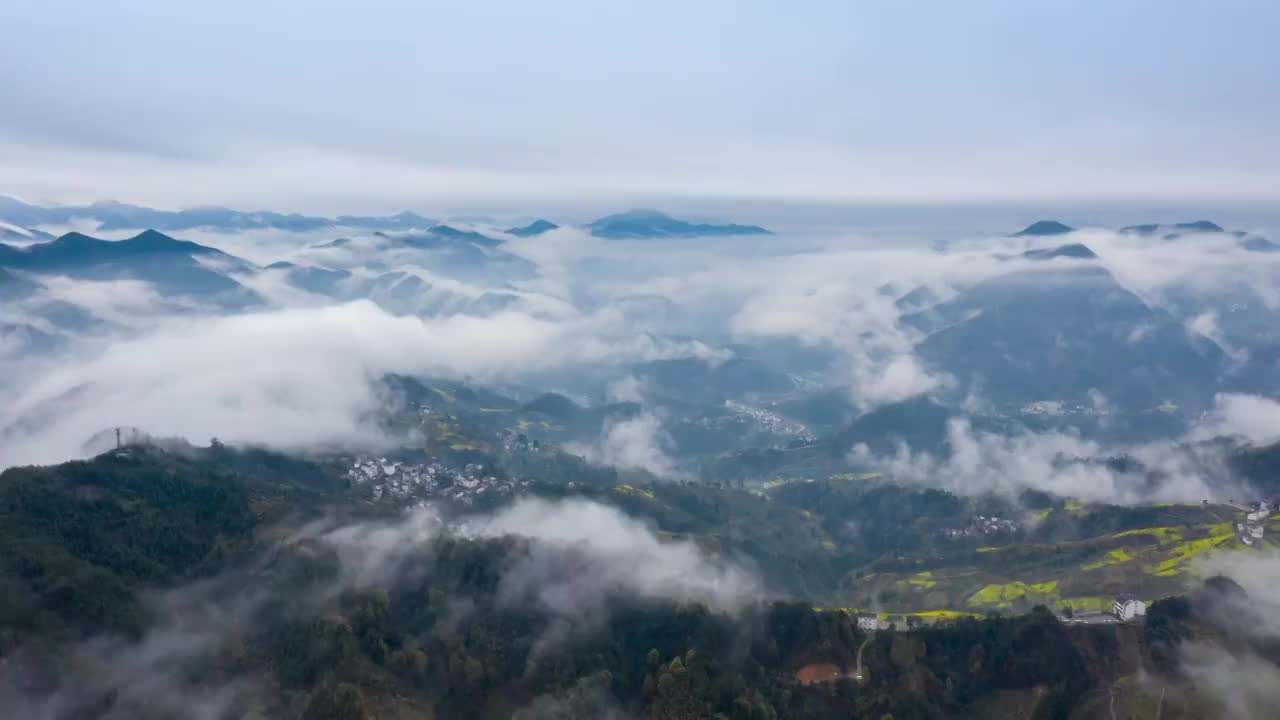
[837,506,1273,616]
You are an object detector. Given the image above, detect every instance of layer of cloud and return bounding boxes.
[569,413,683,480]
[1180,552,1280,720]
[1194,393,1280,447]
[0,495,762,715]
[7,208,1280,482]
[0,301,724,466]
[853,417,1241,504]
[462,497,761,650]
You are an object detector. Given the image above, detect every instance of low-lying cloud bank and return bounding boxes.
[0,301,723,466]
[464,497,759,611]
[6,219,1280,495]
[568,412,684,480]
[1179,552,1280,720]
[0,496,762,716]
[1194,393,1280,447]
[851,409,1266,504]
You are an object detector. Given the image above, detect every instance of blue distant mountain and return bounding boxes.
[334,211,436,231]
[86,201,332,232]
[1,196,776,240]
[0,195,444,234]
[1114,220,1280,253]
[413,224,503,249]
[314,225,504,253]
[265,261,353,295]
[306,224,534,282]
[0,222,53,242]
[506,219,559,237]
[0,229,262,309]
[1240,236,1280,253]
[902,253,1224,412]
[0,229,226,268]
[586,209,771,239]
[1010,219,1274,255]
[1011,220,1074,237]
[1021,243,1098,260]
[1120,220,1224,236]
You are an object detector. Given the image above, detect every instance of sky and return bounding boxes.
[1,0,1278,214]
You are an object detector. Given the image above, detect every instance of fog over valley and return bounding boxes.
[5,2,1280,718]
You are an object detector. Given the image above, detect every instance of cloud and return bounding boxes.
[0,301,725,466]
[5,2,1280,210]
[605,374,646,404]
[854,417,1238,504]
[29,274,183,326]
[1178,643,1280,720]
[1186,310,1247,363]
[716,248,973,409]
[0,493,761,713]
[7,199,1280,477]
[1193,552,1280,636]
[1189,393,1280,448]
[851,353,947,409]
[305,497,761,651]
[514,676,632,720]
[0,570,279,720]
[1175,551,1280,720]
[303,507,447,593]
[569,413,683,480]
[462,497,762,650]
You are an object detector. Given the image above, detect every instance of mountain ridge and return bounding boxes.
[587,208,771,239]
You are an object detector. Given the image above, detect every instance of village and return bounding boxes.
[1234,499,1271,545]
[722,400,818,444]
[346,454,529,505]
[944,513,1021,539]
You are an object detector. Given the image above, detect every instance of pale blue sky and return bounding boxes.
[1,0,1277,213]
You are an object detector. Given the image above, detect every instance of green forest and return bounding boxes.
[0,444,1275,719]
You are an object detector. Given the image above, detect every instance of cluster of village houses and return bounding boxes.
[723,400,817,443]
[1237,500,1270,546]
[944,514,1021,539]
[346,455,527,505]
[500,429,544,453]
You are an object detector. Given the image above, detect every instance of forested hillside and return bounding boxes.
[0,446,1272,719]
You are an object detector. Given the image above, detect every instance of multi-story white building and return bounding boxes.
[856,616,879,631]
[1112,594,1147,621]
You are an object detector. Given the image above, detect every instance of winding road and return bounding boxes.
[852,636,871,682]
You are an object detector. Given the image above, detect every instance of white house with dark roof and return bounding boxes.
[1113,594,1147,621]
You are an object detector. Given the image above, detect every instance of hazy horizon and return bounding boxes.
[4,1,1278,213]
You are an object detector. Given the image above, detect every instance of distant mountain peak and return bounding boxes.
[1012,220,1074,237]
[586,209,771,239]
[507,219,559,237]
[0,196,449,234]
[1177,220,1224,233]
[424,224,501,247]
[127,228,178,244]
[0,229,261,309]
[1240,236,1280,253]
[1022,243,1098,261]
[54,231,97,244]
[1120,220,1225,236]
[120,229,223,256]
[0,221,52,242]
